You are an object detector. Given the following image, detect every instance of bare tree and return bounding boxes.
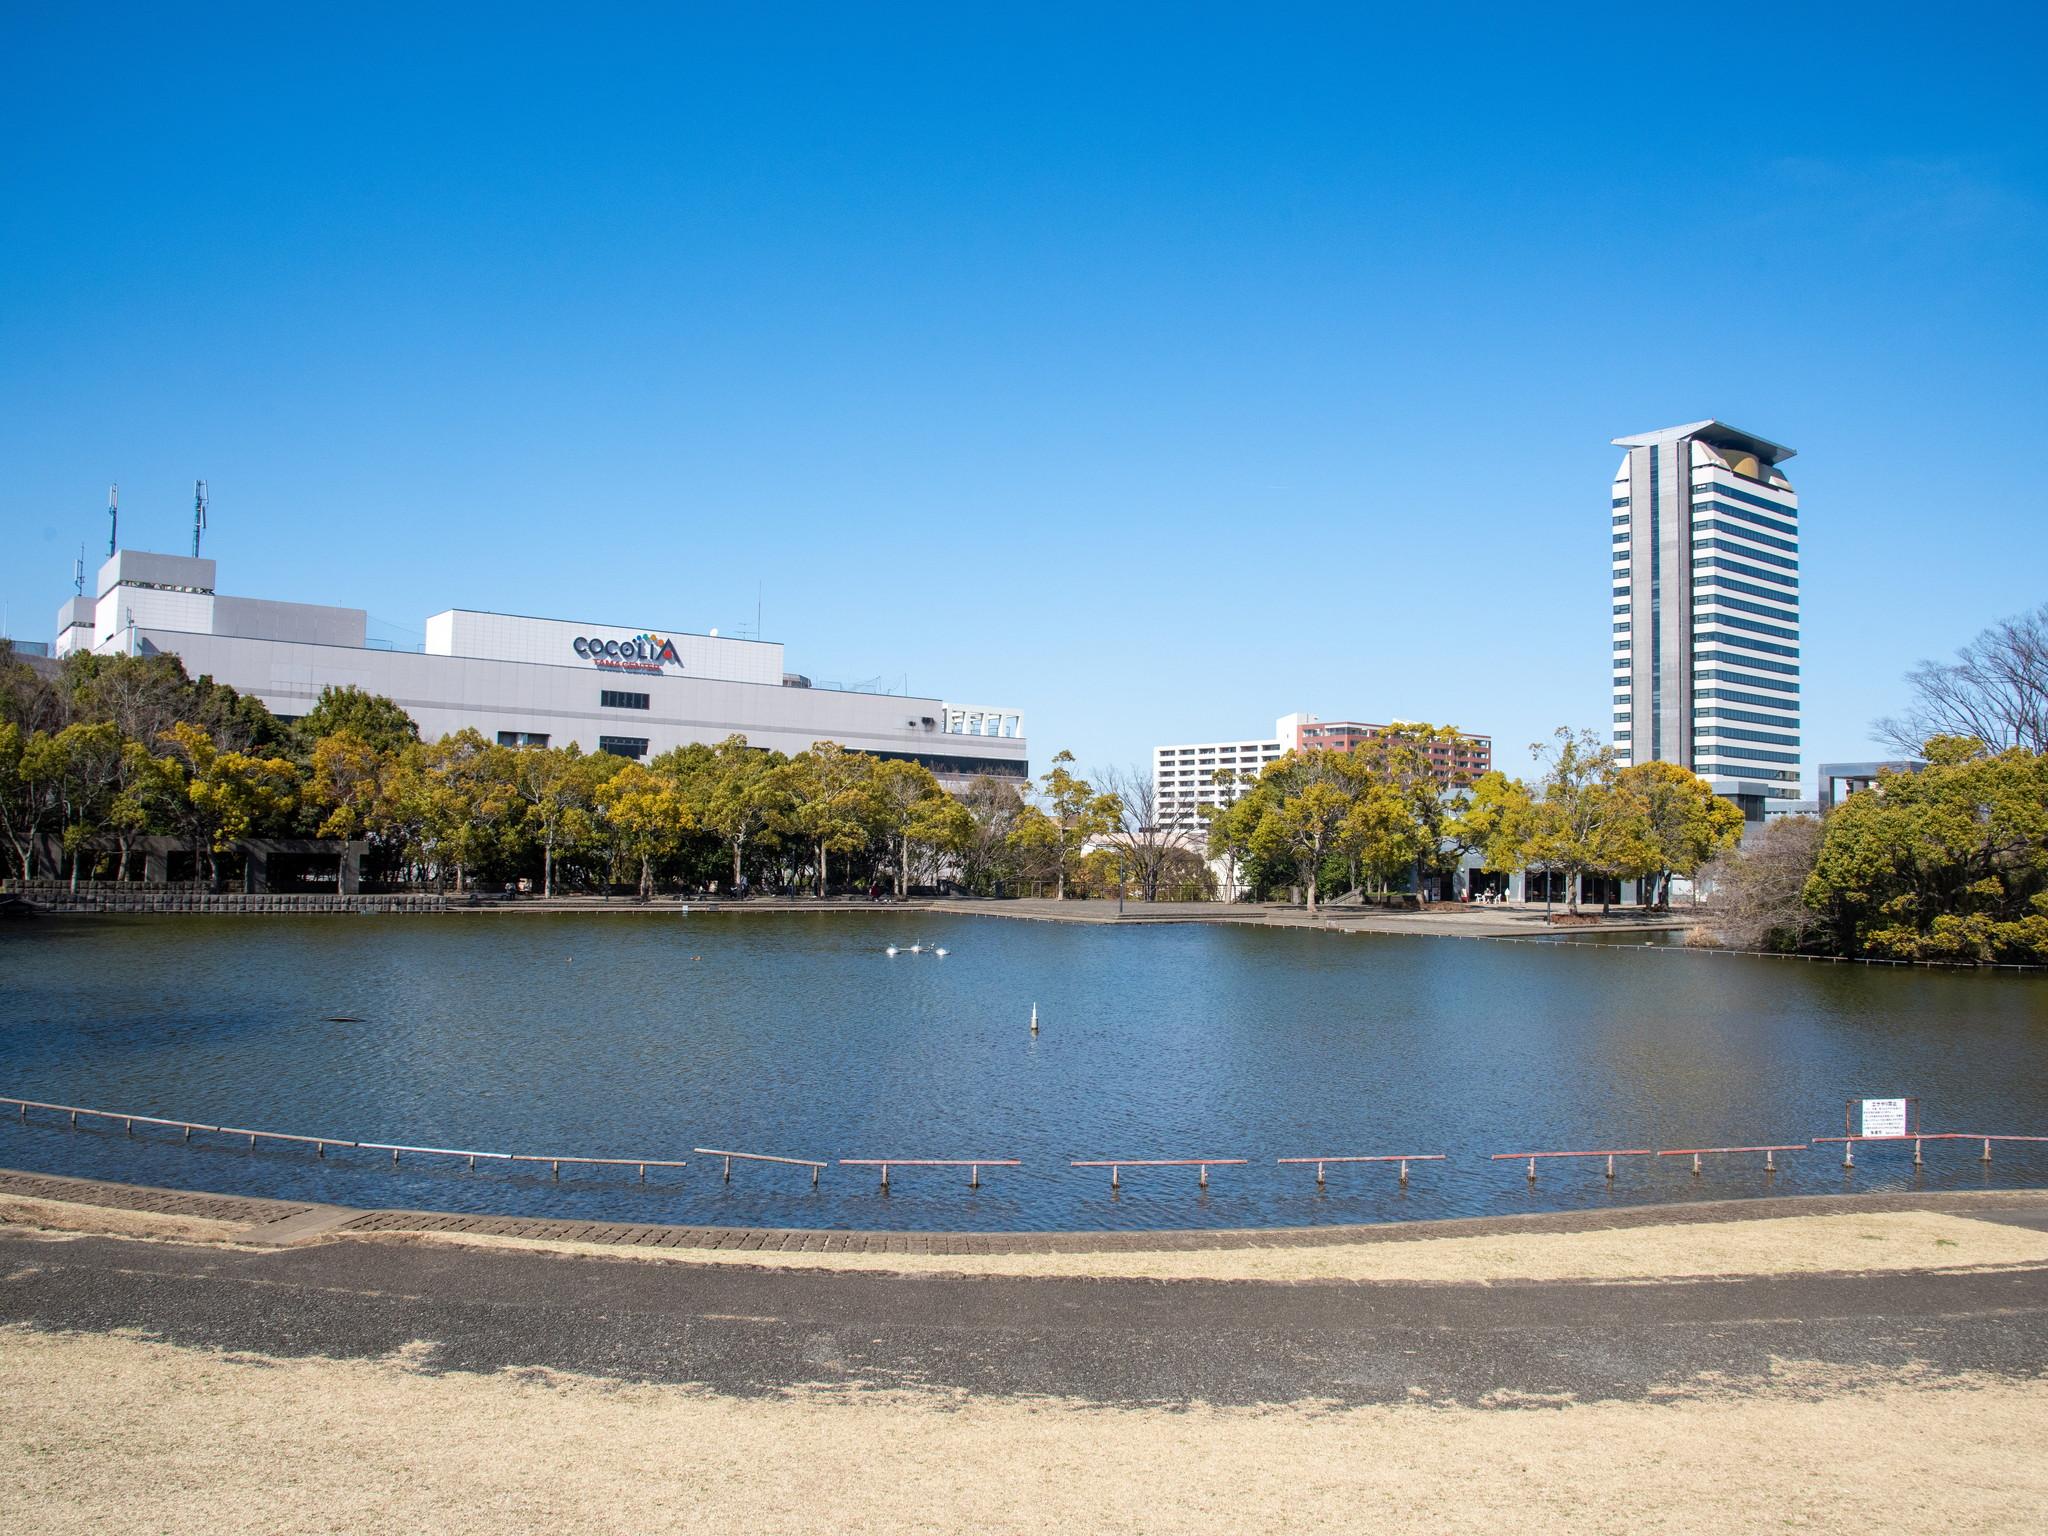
[955,775,1026,893]
[1693,815,1823,952]
[1097,764,1201,902]
[1877,602,2048,756]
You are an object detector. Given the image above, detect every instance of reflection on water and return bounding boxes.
[3,912,2045,1231]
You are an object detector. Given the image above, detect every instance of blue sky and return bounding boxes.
[4,3,2043,787]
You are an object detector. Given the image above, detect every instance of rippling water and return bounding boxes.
[4,911,2046,1230]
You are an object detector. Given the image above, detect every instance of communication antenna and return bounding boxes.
[74,544,85,596]
[192,480,209,558]
[107,484,119,557]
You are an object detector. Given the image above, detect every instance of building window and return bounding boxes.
[598,736,650,759]
[601,689,651,710]
[497,731,549,748]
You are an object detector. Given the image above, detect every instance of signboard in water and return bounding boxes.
[1861,1097,1910,1137]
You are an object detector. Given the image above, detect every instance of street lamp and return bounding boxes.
[1117,858,1126,916]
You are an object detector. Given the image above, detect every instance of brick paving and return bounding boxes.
[0,1167,317,1230]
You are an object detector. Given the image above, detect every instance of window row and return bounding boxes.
[1692,519,1799,556]
[1694,648,1801,677]
[1696,686,1800,709]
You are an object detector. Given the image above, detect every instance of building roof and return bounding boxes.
[1611,419,1796,465]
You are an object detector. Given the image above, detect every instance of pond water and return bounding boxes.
[3,912,2046,1231]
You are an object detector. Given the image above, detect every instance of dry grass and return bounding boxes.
[359,1207,2048,1284]
[0,1193,252,1247]
[3,1324,2044,1534]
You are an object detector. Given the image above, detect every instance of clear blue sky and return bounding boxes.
[4,3,2044,788]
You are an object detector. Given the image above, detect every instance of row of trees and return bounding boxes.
[1201,724,1744,915]
[0,645,1171,899]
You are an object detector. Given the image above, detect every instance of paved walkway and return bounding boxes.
[363,891,1695,939]
[5,1177,2045,1407]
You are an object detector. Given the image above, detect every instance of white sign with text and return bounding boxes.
[1861,1097,1909,1138]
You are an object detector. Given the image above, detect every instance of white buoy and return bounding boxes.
[1030,1002,1038,1035]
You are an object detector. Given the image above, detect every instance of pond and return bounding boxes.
[3,911,2046,1231]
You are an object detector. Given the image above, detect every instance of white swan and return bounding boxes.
[908,942,923,954]
[933,946,949,957]
[885,945,899,956]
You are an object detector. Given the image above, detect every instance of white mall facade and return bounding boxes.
[52,550,1027,784]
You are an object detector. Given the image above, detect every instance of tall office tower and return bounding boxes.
[1610,421,1801,821]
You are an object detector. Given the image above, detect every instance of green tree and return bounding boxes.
[388,729,515,892]
[1338,777,1428,898]
[1523,727,1626,915]
[904,792,974,892]
[1804,737,2048,963]
[677,735,789,894]
[293,686,420,758]
[49,721,124,889]
[1609,760,1744,908]
[1352,724,1473,898]
[1449,769,1539,890]
[0,723,64,880]
[594,759,697,898]
[307,730,389,841]
[1024,751,1120,900]
[505,743,600,897]
[155,722,300,888]
[779,742,876,896]
[1240,751,1355,914]
[869,758,947,897]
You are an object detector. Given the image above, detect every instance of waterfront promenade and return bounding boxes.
[5,884,1696,938]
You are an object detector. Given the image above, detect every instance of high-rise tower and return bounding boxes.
[1610,420,1801,821]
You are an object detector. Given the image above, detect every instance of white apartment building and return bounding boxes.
[1152,724,1291,829]
[52,549,1028,784]
[1610,421,1802,819]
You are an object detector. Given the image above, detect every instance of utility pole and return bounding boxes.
[107,484,119,557]
[192,480,208,558]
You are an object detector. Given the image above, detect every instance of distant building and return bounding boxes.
[1611,420,1802,822]
[46,549,1027,786]
[1154,711,1492,832]
[1818,759,1926,810]
[1282,713,1492,779]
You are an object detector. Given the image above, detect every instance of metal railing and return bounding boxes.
[839,1158,1019,1190]
[1492,1148,1656,1182]
[1812,1132,2048,1168]
[696,1147,829,1187]
[1657,1144,1807,1174]
[1071,1158,1248,1190]
[1277,1153,1446,1187]
[4,1095,687,1182]
[9,1090,2044,1205]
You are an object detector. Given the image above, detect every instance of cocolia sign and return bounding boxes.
[572,632,683,675]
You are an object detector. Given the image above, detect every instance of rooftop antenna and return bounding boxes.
[192,480,209,558]
[107,484,119,557]
[74,544,85,596]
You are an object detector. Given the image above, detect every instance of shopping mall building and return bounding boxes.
[50,549,1027,785]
